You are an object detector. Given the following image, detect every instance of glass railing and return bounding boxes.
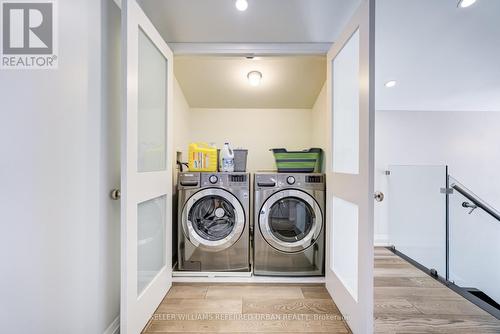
[448,177,500,307]
[386,165,500,318]
[387,165,448,277]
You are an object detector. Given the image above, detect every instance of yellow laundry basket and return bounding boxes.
[188,143,218,172]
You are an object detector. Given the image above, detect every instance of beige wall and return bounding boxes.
[311,83,327,149]
[189,108,313,172]
[173,77,191,162]
[311,84,327,172]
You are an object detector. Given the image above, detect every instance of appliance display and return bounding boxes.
[253,173,325,276]
[177,172,250,272]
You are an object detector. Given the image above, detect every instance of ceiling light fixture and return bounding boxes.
[247,71,262,86]
[457,0,477,8]
[384,80,397,88]
[235,0,248,11]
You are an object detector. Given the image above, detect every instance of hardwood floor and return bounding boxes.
[374,247,500,333]
[143,283,351,333]
[142,248,500,333]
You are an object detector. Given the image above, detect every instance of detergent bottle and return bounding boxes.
[219,142,235,172]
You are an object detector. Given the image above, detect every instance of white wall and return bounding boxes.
[189,108,314,172]
[0,0,120,333]
[101,0,121,331]
[375,110,500,245]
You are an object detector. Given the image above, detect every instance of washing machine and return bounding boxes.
[177,172,250,272]
[254,173,325,276]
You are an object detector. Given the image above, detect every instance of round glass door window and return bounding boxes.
[268,197,315,243]
[188,195,236,241]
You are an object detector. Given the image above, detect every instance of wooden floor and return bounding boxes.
[374,247,500,333]
[142,283,351,333]
[142,248,500,333]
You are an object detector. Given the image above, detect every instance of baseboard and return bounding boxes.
[103,315,120,334]
[374,234,390,247]
[173,275,325,283]
[172,270,252,278]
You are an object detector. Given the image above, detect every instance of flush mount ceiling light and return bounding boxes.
[235,0,248,11]
[247,71,262,86]
[384,80,397,88]
[457,0,477,8]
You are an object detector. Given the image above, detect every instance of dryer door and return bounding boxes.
[259,189,323,253]
[182,188,245,252]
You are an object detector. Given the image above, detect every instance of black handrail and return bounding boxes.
[451,183,500,222]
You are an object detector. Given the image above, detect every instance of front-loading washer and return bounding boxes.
[254,173,325,276]
[177,172,250,272]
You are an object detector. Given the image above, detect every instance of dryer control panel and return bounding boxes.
[255,173,325,190]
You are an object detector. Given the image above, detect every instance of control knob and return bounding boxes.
[209,175,218,184]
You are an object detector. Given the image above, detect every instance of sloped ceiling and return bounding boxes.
[174,55,326,108]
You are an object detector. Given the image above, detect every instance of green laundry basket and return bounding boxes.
[270,148,323,173]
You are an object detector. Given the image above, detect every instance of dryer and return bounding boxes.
[254,173,325,276]
[177,172,250,272]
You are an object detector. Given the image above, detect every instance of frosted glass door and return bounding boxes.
[121,1,174,333]
[137,195,166,295]
[388,165,447,277]
[333,30,359,175]
[325,1,375,333]
[138,30,167,172]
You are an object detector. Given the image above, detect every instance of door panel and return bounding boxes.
[331,196,359,300]
[137,29,167,172]
[325,0,375,333]
[121,0,174,333]
[333,29,360,175]
[137,195,166,296]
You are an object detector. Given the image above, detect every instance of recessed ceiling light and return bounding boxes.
[384,80,397,88]
[247,71,262,86]
[457,0,477,8]
[235,0,248,11]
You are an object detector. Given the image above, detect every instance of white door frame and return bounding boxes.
[121,0,174,333]
[325,0,375,333]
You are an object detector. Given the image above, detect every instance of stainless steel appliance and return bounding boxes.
[177,172,250,272]
[253,173,325,276]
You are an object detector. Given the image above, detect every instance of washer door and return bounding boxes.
[259,189,322,253]
[182,188,245,252]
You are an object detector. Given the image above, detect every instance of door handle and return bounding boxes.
[110,189,121,200]
[257,182,276,187]
[374,191,384,202]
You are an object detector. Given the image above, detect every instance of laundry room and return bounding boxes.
[170,54,328,278]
